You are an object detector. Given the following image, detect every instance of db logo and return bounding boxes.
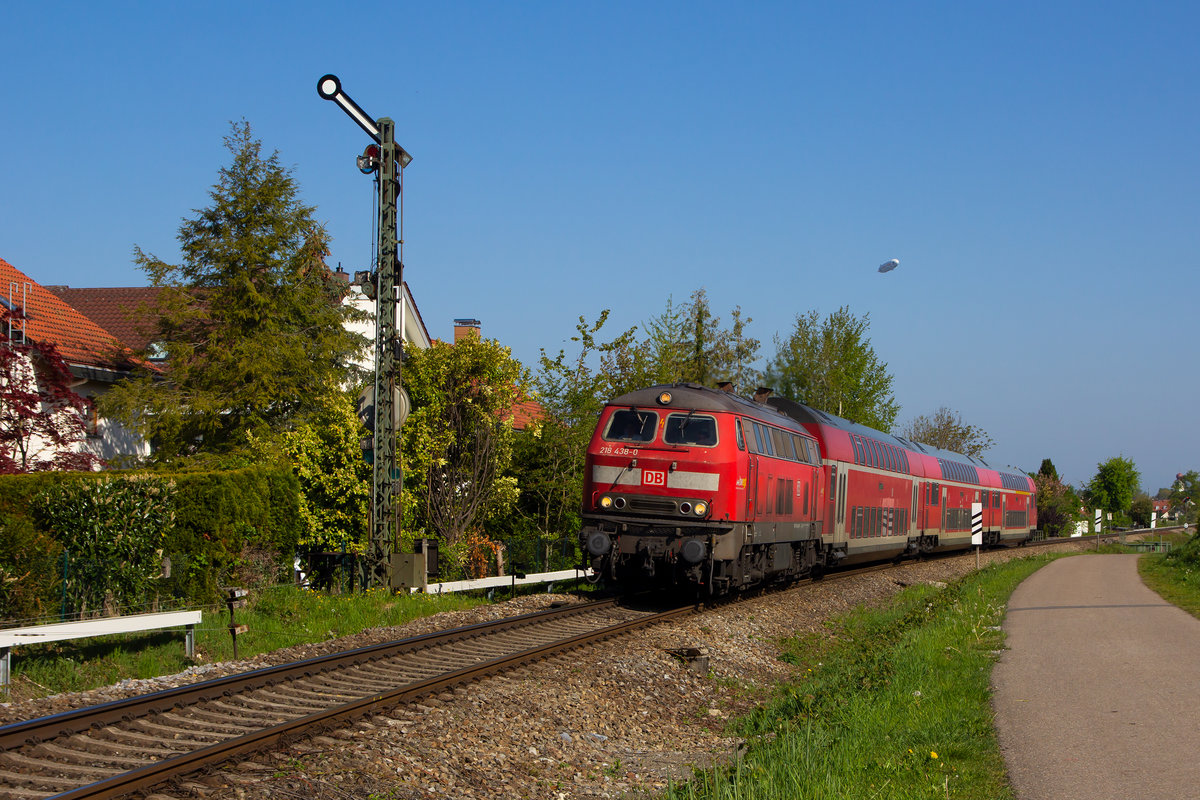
[642,470,667,486]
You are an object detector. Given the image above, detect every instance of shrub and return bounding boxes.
[36,476,173,616]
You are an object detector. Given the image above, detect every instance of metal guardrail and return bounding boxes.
[1125,541,1173,553]
[0,610,202,691]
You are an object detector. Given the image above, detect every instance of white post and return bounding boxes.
[971,502,983,569]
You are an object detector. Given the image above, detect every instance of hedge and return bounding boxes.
[0,466,301,621]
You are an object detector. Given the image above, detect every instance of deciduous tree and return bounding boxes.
[898,406,995,458]
[401,336,529,574]
[1085,456,1141,519]
[1170,470,1199,522]
[99,121,366,461]
[1031,468,1081,537]
[251,386,370,555]
[765,306,899,430]
[0,315,102,473]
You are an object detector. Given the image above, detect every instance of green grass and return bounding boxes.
[663,555,1060,800]
[4,585,489,702]
[1138,531,1200,619]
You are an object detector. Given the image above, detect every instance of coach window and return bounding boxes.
[735,420,745,450]
[760,424,776,456]
[664,413,718,447]
[603,409,658,443]
[745,421,761,453]
[770,428,790,459]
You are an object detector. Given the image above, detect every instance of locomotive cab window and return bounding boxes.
[603,409,658,443]
[664,413,718,446]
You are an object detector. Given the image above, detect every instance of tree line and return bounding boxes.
[5,123,1193,581]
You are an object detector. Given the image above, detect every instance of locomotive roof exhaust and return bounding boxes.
[753,387,773,403]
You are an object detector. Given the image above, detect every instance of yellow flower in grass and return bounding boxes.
[930,751,938,759]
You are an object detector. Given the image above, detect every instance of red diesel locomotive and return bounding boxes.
[579,383,1037,594]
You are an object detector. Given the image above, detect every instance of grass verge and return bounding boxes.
[1138,530,1200,619]
[3,586,489,701]
[663,555,1059,800]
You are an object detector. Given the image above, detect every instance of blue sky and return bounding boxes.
[3,1,1197,493]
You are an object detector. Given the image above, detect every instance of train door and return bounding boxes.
[828,462,848,541]
[746,454,759,520]
[912,484,919,536]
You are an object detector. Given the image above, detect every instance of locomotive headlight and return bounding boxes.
[599,495,613,510]
[693,501,709,517]
[656,391,672,405]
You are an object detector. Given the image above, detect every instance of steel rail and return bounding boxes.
[0,598,626,753]
[39,601,695,800]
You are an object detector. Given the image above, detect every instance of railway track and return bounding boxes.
[0,598,694,799]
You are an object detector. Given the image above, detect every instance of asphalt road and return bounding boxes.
[992,554,1200,799]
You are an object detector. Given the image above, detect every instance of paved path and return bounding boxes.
[992,554,1200,800]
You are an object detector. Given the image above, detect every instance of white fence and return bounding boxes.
[420,568,594,595]
[0,610,202,691]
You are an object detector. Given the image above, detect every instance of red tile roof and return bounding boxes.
[508,398,545,431]
[0,256,133,371]
[45,286,163,351]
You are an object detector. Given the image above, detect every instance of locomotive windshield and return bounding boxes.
[664,413,718,447]
[603,408,658,443]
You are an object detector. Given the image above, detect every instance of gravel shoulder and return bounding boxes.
[1,541,1103,799]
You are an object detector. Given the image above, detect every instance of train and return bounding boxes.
[579,383,1036,595]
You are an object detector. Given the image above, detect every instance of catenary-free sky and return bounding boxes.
[3,1,1197,494]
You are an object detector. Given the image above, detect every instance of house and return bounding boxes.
[0,257,146,466]
[334,266,432,373]
[45,286,164,354]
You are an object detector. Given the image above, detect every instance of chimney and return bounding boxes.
[454,318,481,343]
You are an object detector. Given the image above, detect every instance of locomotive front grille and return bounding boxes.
[627,496,678,515]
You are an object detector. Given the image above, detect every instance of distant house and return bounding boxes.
[0,257,147,465]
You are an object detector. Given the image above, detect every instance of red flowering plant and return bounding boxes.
[0,309,103,473]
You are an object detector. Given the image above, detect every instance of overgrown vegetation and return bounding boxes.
[36,477,173,617]
[0,467,300,618]
[664,557,1055,800]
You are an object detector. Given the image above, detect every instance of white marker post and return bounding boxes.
[1095,509,1102,550]
[971,502,983,568]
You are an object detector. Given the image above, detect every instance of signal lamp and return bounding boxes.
[357,144,380,174]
